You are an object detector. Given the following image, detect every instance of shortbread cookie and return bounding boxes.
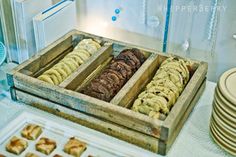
[38,75,54,84]
[53,154,63,157]
[25,152,39,157]
[6,136,28,155]
[74,48,91,58]
[54,62,72,75]
[64,137,87,157]
[45,69,63,83]
[36,137,56,155]
[21,124,42,140]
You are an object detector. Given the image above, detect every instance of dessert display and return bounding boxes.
[132,57,191,119]
[81,48,146,102]
[35,137,57,155]
[25,152,39,157]
[38,39,101,85]
[64,137,87,157]
[6,136,28,155]
[21,124,42,140]
[7,30,208,155]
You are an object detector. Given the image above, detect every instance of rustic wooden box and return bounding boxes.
[7,30,208,155]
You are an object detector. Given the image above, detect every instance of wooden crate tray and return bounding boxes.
[7,30,208,155]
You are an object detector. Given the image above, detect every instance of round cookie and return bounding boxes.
[44,69,63,83]
[154,96,169,114]
[146,79,180,98]
[77,51,90,61]
[147,85,176,107]
[52,67,68,80]
[49,74,59,85]
[68,52,84,65]
[65,53,83,65]
[75,44,97,55]
[54,62,72,75]
[38,75,54,84]
[74,48,91,58]
[62,58,78,71]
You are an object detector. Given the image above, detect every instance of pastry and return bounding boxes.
[38,39,101,85]
[65,53,84,65]
[75,39,100,55]
[6,136,28,155]
[62,58,78,71]
[38,75,54,84]
[21,124,42,140]
[53,155,63,157]
[36,137,57,155]
[64,137,87,157]
[54,62,72,75]
[25,153,39,157]
[74,48,91,58]
[45,69,63,83]
[81,49,146,102]
[52,67,68,80]
[49,73,59,85]
[131,56,191,119]
[0,154,6,157]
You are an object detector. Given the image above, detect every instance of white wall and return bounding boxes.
[213,0,236,81]
[167,0,236,81]
[76,0,236,82]
[76,0,167,51]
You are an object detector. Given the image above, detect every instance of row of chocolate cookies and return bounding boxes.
[81,48,146,102]
[132,57,192,119]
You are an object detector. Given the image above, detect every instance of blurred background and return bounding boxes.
[0,0,235,82]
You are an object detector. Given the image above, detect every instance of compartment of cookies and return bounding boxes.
[19,32,111,87]
[115,54,198,121]
[63,42,152,102]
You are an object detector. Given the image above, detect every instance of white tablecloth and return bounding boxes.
[0,81,234,157]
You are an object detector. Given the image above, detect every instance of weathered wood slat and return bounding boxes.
[14,88,159,153]
[164,79,206,155]
[161,62,208,141]
[12,71,163,138]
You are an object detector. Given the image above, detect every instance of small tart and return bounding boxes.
[36,137,57,155]
[25,152,39,157]
[21,124,42,140]
[64,137,87,157]
[6,136,28,155]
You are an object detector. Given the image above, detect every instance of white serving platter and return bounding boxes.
[0,112,156,157]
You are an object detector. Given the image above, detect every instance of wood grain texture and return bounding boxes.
[12,71,163,138]
[161,62,208,141]
[14,88,159,153]
[164,79,206,155]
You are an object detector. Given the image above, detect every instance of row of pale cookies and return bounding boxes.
[132,57,192,119]
[38,39,101,85]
